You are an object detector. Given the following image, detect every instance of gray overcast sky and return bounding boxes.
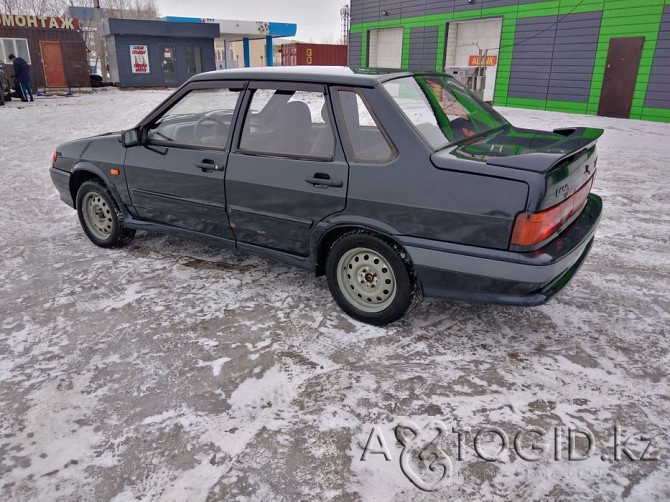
[154,0,346,43]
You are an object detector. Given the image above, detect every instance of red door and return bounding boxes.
[40,40,67,87]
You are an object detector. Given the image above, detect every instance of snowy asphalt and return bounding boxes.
[0,89,669,501]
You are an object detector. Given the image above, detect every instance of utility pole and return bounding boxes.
[340,3,350,45]
[94,0,108,82]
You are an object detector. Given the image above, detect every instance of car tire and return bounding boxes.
[76,179,135,248]
[326,231,414,326]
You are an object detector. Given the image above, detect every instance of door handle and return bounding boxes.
[195,159,223,172]
[305,173,343,188]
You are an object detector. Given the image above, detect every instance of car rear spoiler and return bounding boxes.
[485,127,604,174]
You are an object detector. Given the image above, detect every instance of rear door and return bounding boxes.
[225,82,349,256]
[124,81,244,239]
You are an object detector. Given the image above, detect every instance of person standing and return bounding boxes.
[9,54,33,102]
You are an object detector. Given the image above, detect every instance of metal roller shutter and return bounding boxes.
[369,28,403,68]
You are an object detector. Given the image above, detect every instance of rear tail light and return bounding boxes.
[511,177,593,248]
[51,151,59,165]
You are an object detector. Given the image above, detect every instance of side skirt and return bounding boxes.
[123,217,237,251]
[124,217,315,272]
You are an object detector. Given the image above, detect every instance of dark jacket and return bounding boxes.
[12,57,30,84]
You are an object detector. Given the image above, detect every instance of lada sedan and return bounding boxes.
[50,67,602,325]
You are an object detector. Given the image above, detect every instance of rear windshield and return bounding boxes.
[382,75,508,150]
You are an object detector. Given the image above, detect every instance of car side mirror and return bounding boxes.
[121,129,140,147]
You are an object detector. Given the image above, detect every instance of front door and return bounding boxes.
[124,82,244,239]
[161,46,177,84]
[598,37,645,118]
[40,40,67,87]
[225,83,349,256]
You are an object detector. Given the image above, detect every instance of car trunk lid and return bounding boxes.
[431,125,603,212]
[485,126,602,211]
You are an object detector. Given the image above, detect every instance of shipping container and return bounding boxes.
[281,43,347,66]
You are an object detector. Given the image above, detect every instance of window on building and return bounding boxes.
[0,38,30,64]
[185,46,202,75]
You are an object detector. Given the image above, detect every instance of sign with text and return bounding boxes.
[468,55,498,67]
[130,45,150,74]
[0,14,78,30]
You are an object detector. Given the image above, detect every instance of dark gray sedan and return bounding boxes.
[50,67,602,325]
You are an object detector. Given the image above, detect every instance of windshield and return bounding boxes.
[382,75,508,150]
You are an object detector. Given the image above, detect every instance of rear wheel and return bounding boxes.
[326,232,413,325]
[76,180,135,248]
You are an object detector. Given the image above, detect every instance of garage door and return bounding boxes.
[368,28,403,68]
[443,18,503,102]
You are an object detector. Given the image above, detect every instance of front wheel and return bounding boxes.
[76,179,135,248]
[326,232,413,326]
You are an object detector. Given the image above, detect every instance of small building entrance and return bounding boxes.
[39,40,67,87]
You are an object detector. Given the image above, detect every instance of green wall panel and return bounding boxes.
[435,24,446,72]
[350,0,670,121]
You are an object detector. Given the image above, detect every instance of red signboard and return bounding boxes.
[468,55,498,67]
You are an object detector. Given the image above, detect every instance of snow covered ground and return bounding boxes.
[0,88,669,501]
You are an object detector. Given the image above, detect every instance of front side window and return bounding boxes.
[336,90,394,163]
[382,75,508,150]
[147,87,241,149]
[239,88,335,159]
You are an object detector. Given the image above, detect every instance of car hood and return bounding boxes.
[57,131,122,156]
[433,125,604,174]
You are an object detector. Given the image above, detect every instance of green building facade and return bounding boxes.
[349,0,670,122]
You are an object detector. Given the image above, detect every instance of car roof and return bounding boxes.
[190,66,420,88]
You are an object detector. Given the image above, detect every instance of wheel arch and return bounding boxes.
[69,163,122,210]
[314,223,413,278]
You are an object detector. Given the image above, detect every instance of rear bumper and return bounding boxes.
[50,167,74,208]
[402,194,602,306]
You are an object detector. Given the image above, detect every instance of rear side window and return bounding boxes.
[336,90,394,163]
[380,78,446,148]
[239,88,335,159]
[382,76,507,149]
